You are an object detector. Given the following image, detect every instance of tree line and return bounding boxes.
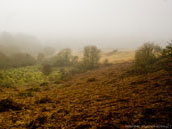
[0,46,101,73]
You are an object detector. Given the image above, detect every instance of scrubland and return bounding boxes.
[0,43,172,128]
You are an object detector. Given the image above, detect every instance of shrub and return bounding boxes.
[163,42,172,59]
[41,64,52,76]
[134,43,162,73]
[162,42,172,73]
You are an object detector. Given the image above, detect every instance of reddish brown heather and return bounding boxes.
[0,62,171,129]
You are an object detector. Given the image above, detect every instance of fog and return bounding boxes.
[0,0,172,49]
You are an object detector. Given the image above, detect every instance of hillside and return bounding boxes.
[73,50,135,64]
[0,62,171,128]
[100,50,135,64]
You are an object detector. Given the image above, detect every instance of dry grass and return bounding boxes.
[73,49,135,64]
[100,50,135,63]
[0,62,171,128]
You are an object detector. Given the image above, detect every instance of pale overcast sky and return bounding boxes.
[0,0,172,48]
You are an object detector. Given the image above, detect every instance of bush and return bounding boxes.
[162,42,172,73]
[134,43,162,73]
[41,64,52,76]
[163,42,172,59]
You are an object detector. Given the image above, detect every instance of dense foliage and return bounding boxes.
[0,52,37,69]
[163,43,172,59]
[133,42,171,74]
[0,66,61,87]
[0,66,44,87]
[135,43,162,67]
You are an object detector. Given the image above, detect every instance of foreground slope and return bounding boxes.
[0,62,172,128]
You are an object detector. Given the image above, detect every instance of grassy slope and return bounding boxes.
[73,50,135,63]
[100,51,135,63]
[0,62,171,128]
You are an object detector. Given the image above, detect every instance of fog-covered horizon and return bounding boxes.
[0,0,172,49]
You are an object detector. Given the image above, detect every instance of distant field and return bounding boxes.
[100,50,135,63]
[73,49,135,63]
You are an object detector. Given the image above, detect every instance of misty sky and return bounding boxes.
[0,0,172,48]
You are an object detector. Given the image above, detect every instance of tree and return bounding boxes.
[54,48,72,67]
[10,53,36,67]
[83,46,101,69]
[133,43,162,73]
